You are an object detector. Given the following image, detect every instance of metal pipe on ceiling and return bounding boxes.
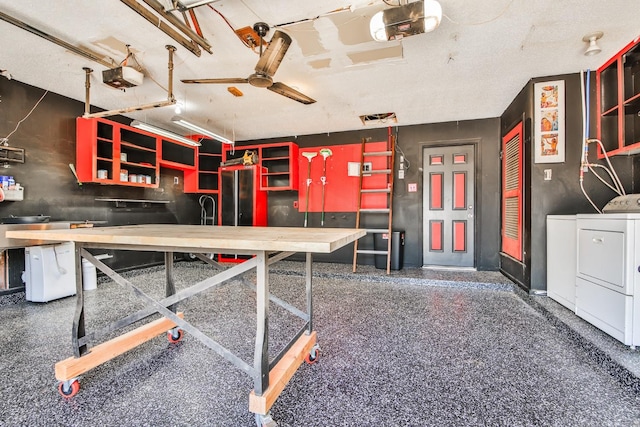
[120,0,202,57]
[187,9,204,38]
[141,0,212,54]
[0,11,116,69]
[83,67,93,115]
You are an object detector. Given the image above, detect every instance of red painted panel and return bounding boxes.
[453,154,467,164]
[453,221,466,252]
[430,155,443,165]
[453,172,466,209]
[430,173,443,209]
[501,122,523,261]
[430,221,443,251]
[297,141,388,212]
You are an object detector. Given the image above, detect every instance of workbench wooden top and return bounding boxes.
[5,225,366,253]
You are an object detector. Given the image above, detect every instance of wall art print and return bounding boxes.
[534,80,565,163]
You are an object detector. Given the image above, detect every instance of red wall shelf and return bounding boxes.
[597,35,640,157]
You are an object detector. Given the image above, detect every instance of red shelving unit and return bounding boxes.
[76,117,198,188]
[223,141,299,191]
[597,35,640,157]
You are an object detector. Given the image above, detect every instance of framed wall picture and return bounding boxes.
[534,80,565,163]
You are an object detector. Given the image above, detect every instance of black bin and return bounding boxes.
[374,230,405,270]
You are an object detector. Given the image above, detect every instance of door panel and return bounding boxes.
[501,122,523,261]
[423,145,475,267]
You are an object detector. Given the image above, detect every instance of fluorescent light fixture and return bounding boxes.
[171,116,234,145]
[370,0,442,42]
[130,120,201,146]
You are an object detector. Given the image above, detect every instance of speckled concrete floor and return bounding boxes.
[0,261,639,427]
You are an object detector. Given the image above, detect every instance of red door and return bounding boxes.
[501,122,523,261]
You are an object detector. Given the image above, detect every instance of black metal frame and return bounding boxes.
[71,243,313,396]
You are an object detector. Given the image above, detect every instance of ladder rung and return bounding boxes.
[363,151,393,157]
[359,208,390,213]
[356,250,389,255]
[365,228,390,233]
[361,188,391,193]
[363,169,392,175]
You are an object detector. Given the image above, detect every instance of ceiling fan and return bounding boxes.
[181,22,316,105]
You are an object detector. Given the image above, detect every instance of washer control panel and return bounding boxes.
[602,194,640,213]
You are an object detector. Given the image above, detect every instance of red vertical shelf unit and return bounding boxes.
[597,35,640,157]
[184,138,223,194]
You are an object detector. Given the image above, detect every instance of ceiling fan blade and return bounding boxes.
[181,78,249,84]
[268,82,316,105]
[255,30,291,78]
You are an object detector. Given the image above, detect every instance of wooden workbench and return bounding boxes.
[6,224,365,426]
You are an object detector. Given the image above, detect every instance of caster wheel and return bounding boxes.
[304,347,320,365]
[167,329,183,343]
[58,380,80,398]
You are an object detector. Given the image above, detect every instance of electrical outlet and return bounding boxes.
[174,177,179,185]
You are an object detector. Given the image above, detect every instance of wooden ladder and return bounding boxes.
[352,128,396,274]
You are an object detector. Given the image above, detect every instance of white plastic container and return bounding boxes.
[25,242,75,302]
[81,254,113,291]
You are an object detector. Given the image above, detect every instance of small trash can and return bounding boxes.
[82,259,97,291]
[374,230,405,270]
[81,254,113,291]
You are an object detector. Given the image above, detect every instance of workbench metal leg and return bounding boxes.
[253,250,269,395]
[165,251,182,342]
[305,252,313,334]
[72,243,87,357]
[165,252,176,313]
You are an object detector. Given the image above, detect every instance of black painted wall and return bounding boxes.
[239,118,502,270]
[0,78,203,273]
[2,77,502,273]
[500,72,635,292]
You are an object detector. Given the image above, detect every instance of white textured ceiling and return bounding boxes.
[0,0,638,142]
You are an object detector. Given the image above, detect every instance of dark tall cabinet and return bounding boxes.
[219,165,267,226]
[219,165,267,261]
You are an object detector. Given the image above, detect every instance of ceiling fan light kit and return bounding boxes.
[130,120,201,146]
[583,31,604,56]
[171,116,234,144]
[370,0,442,42]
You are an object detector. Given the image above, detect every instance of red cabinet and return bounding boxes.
[76,117,197,187]
[597,35,640,157]
[184,139,222,194]
[223,141,299,191]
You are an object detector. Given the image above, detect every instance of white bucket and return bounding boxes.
[81,254,112,291]
[81,259,97,291]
